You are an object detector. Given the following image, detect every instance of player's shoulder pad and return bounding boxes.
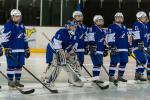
[108,23,116,30]
[4,20,13,28]
[56,28,67,35]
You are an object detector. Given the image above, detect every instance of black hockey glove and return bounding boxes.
[128,45,132,56]
[0,45,3,56]
[110,45,118,55]
[89,45,97,54]
[5,48,12,57]
[84,45,89,55]
[138,41,144,51]
[25,48,30,58]
[103,45,109,57]
[147,44,150,55]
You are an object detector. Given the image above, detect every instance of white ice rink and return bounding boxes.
[0,53,150,100]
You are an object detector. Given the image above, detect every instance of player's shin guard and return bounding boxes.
[15,68,24,87]
[109,64,117,76]
[7,68,15,88]
[92,66,101,77]
[136,65,145,73]
[15,69,22,81]
[118,63,127,82]
[7,68,15,81]
[109,64,118,82]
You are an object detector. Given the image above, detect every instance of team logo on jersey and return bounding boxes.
[120,32,126,39]
[25,28,36,38]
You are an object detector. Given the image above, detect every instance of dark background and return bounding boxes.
[0,0,150,27]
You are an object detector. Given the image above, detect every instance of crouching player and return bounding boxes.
[1,9,30,88]
[107,12,129,83]
[86,15,109,87]
[43,21,84,91]
[132,11,148,82]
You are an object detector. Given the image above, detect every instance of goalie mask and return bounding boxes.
[65,21,77,35]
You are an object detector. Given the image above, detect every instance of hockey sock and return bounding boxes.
[109,64,117,76]
[15,68,22,81]
[136,65,144,73]
[118,62,126,77]
[92,65,101,77]
[7,68,15,81]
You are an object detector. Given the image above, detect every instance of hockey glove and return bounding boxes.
[110,45,118,55]
[147,44,150,55]
[0,45,3,56]
[128,45,132,56]
[138,41,144,51]
[89,45,97,54]
[5,48,12,57]
[25,48,30,58]
[103,45,109,57]
[84,44,89,55]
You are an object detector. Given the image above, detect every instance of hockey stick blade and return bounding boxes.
[0,71,35,94]
[82,65,109,90]
[23,66,58,93]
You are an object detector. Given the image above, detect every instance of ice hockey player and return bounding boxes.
[72,11,87,67]
[1,9,30,88]
[107,12,129,83]
[86,15,108,85]
[146,12,150,81]
[44,21,84,91]
[132,11,148,82]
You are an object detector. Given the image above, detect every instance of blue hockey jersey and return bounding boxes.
[50,28,75,52]
[107,23,129,52]
[74,24,88,52]
[146,22,150,45]
[132,21,148,50]
[1,20,27,52]
[87,25,106,54]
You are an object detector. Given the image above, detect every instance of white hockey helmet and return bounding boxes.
[10,9,22,16]
[136,11,147,19]
[114,12,124,18]
[72,11,83,18]
[93,15,103,22]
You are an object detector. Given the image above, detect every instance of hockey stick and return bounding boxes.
[82,65,109,90]
[9,56,58,93]
[93,53,118,86]
[0,70,35,94]
[130,54,148,71]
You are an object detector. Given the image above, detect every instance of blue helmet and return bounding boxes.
[65,21,77,28]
